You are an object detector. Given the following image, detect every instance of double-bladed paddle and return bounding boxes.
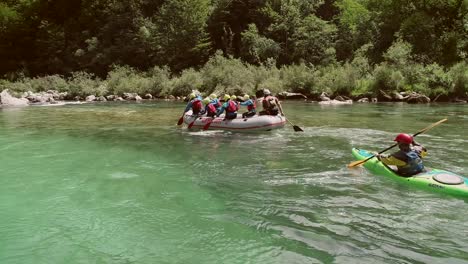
[347,118,447,168]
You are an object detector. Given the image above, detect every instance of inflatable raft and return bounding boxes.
[183,110,286,131]
[352,148,468,197]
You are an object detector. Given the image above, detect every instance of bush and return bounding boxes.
[371,63,405,93]
[316,63,359,96]
[68,71,103,96]
[146,66,171,96]
[280,63,318,95]
[28,75,69,92]
[168,68,203,97]
[106,65,154,96]
[200,51,256,95]
[0,79,31,93]
[448,62,468,96]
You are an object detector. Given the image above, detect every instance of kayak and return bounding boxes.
[352,148,468,197]
[183,110,286,131]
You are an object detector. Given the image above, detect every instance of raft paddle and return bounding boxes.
[177,115,184,125]
[347,118,447,168]
[187,116,198,129]
[276,100,303,132]
[203,117,215,130]
[286,118,304,132]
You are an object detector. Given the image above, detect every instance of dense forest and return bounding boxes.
[0,0,467,100]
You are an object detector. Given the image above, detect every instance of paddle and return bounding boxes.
[203,117,215,130]
[347,118,448,168]
[187,115,198,129]
[277,101,303,132]
[286,118,304,132]
[177,115,184,125]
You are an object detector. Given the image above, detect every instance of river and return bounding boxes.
[1,101,467,263]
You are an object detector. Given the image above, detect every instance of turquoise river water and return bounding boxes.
[1,101,467,264]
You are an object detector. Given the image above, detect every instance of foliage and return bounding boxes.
[448,62,468,96]
[280,63,318,95]
[0,0,467,99]
[200,51,256,95]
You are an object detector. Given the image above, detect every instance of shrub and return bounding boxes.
[316,63,359,96]
[200,51,256,95]
[448,61,468,96]
[371,63,405,93]
[29,75,69,92]
[168,68,203,97]
[146,66,171,96]
[68,71,102,96]
[280,63,318,95]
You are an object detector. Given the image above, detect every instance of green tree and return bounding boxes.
[154,0,212,72]
[240,23,280,64]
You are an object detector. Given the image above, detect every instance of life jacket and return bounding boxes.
[397,150,424,176]
[192,98,202,113]
[206,103,217,114]
[211,98,221,107]
[247,99,256,112]
[262,95,277,111]
[226,100,238,113]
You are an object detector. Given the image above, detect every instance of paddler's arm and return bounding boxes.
[377,154,406,166]
[276,98,285,116]
[216,103,227,117]
[184,101,193,113]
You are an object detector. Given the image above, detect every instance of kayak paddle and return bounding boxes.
[347,118,448,168]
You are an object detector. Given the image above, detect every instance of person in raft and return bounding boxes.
[259,89,284,116]
[203,97,217,118]
[209,93,222,108]
[216,94,238,120]
[240,94,256,118]
[184,92,203,115]
[376,133,427,176]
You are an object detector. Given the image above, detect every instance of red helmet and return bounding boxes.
[394,133,413,144]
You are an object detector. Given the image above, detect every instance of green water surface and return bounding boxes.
[1,101,467,264]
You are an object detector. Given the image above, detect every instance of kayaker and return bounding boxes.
[377,133,427,176]
[259,89,284,116]
[216,94,238,120]
[184,92,203,115]
[240,94,256,118]
[203,97,217,118]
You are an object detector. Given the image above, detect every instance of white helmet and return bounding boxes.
[263,89,271,95]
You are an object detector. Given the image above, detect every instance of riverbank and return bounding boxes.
[1,88,467,108]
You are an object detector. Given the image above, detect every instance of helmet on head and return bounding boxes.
[203,98,210,104]
[188,93,196,99]
[263,89,271,95]
[231,95,237,100]
[209,93,217,99]
[243,94,250,100]
[394,133,413,144]
[223,94,230,101]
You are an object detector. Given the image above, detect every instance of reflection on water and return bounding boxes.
[1,101,467,263]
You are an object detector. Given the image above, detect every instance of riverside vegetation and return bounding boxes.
[0,0,467,103]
